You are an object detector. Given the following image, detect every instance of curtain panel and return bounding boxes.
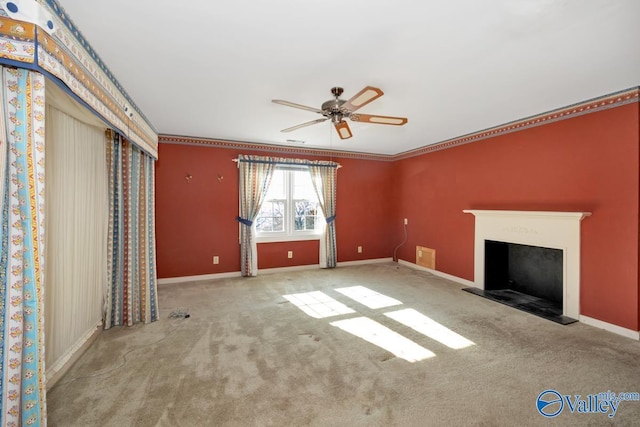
[237,154,276,276]
[309,163,338,268]
[105,130,158,328]
[0,67,47,426]
[44,105,107,382]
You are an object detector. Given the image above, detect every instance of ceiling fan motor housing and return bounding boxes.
[321,98,346,113]
[323,87,348,122]
[322,99,347,123]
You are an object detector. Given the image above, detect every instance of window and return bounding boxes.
[255,167,323,241]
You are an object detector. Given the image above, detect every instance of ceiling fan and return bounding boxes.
[272,86,408,140]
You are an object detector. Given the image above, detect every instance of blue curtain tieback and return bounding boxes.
[326,215,336,224]
[236,216,253,226]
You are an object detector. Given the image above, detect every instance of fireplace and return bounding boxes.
[463,210,591,323]
[481,239,567,322]
[485,240,563,302]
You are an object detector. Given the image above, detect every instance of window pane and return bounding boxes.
[306,215,315,230]
[294,200,320,231]
[262,202,274,216]
[266,169,286,200]
[273,216,283,231]
[256,217,273,231]
[293,170,317,200]
[294,200,311,216]
[256,201,285,232]
[272,200,285,218]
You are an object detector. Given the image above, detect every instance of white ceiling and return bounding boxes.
[55,0,639,155]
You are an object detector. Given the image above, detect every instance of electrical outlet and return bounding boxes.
[404,218,408,225]
[357,246,363,253]
[213,256,219,264]
[287,251,293,259]
[418,250,423,257]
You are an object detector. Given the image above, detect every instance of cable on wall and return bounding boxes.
[393,220,408,262]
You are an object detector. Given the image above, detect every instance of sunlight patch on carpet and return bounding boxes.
[384,309,475,349]
[283,291,355,319]
[334,286,403,309]
[330,317,435,362]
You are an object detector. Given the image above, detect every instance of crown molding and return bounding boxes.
[158,135,394,162]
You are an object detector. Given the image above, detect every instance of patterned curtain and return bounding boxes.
[237,154,276,276]
[309,163,338,268]
[105,130,158,328]
[0,67,47,426]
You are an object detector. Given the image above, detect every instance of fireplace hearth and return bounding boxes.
[462,288,576,324]
[462,239,575,324]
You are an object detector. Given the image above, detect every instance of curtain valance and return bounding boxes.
[234,156,340,169]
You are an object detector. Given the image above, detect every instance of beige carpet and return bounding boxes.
[47,263,640,426]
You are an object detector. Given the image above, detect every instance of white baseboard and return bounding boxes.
[158,258,395,284]
[398,259,476,287]
[579,315,640,340]
[158,271,242,284]
[337,257,393,267]
[46,320,102,389]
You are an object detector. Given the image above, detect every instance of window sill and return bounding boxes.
[256,234,322,243]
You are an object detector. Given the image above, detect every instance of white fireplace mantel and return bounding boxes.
[463,210,591,320]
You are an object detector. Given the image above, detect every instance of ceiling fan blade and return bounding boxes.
[334,121,352,139]
[272,99,324,114]
[350,113,408,126]
[341,86,384,112]
[281,118,328,133]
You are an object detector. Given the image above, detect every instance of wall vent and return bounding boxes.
[416,246,436,269]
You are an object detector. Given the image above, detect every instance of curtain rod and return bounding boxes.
[232,158,341,168]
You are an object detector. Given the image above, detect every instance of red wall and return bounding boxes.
[336,157,395,262]
[257,240,318,269]
[392,103,640,330]
[155,144,395,278]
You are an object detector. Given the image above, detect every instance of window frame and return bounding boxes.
[255,166,324,243]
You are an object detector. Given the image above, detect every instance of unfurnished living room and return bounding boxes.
[0,1,639,426]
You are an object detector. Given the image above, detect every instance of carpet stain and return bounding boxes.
[224,344,238,352]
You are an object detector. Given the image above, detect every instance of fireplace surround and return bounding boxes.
[463,210,591,320]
